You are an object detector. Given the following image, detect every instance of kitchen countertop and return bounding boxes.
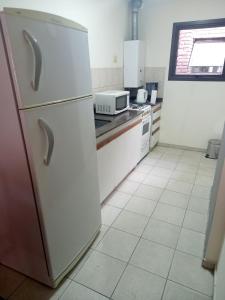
[95,110,142,138]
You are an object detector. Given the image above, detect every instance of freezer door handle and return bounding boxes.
[38,119,54,165]
[23,30,42,91]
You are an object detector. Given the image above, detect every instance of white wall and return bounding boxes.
[0,0,129,69]
[140,0,225,149]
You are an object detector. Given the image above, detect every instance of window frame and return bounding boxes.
[168,18,225,81]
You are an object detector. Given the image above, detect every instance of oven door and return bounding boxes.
[140,114,151,159]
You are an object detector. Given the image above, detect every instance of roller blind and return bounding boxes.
[189,39,225,67]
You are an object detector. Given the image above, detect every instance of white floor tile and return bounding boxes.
[192,185,211,199]
[130,239,174,278]
[177,228,205,257]
[188,196,210,214]
[0,265,25,299]
[148,151,164,159]
[101,205,121,226]
[170,170,196,184]
[156,160,177,170]
[134,184,163,201]
[161,153,181,161]
[195,175,213,187]
[167,179,193,195]
[181,150,202,159]
[143,174,169,188]
[112,210,149,236]
[151,167,173,178]
[143,219,180,249]
[152,203,185,226]
[125,196,156,217]
[178,157,200,167]
[183,211,207,234]
[75,251,126,297]
[127,171,147,183]
[159,190,189,209]
[68,249,93,278]
[198,166,216,177]
[96,228,139,262]
[154,146,169,152]
[112,265,166,300]
[169,251,213,296]
[165,148,183,155]
[142,156,159,166]
[60,281,108,300]
[200,158,217,168]
[117,180,140,194]
[91,225,109,249]
[163,280,211,300]
[135,163,153,174]
[9,278,70,300]
[106,191,131,209]
[176,163,198,173]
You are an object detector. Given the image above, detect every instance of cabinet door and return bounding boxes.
[2,11,92,108]
[138,41,145,87]
[124,122,142,173]
[97,122,142,203]
[97,144,117,203]
[124,41,139,88]
[20,98,101,279]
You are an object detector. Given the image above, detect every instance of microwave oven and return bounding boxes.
[95,90,130,115]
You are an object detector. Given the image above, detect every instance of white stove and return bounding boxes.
[129,103,151,113]
[129,103,152,161]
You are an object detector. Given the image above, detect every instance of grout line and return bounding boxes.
[58,279,74,299]
[73,147,215,300]
[69,280,111,299]
[160,168,197,300]
[109,184,162,298]
[6,276,27,299]
[167,279,213,298]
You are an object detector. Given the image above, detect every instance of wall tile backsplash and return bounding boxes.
[145,67,166,98]
[91,67,166,99]
[91,68,123,94]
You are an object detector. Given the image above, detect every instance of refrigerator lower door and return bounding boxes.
[19,97,101,283]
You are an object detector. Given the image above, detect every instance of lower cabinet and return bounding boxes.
[97,121,142,203]
[150,104,161,149]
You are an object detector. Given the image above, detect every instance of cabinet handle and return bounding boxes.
[38,119,54,165]
[23,30,42,91]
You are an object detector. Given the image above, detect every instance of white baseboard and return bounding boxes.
[158,142,206,153]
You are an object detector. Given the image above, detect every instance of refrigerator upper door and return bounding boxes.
[19,98,101,279]
[2,10,92,109]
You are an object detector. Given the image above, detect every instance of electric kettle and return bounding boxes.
[136,89,148,104]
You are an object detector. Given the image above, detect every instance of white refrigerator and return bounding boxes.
[0,8,101,287]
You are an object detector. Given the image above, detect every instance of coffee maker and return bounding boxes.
[124,87,144,103]
[146,82,158,104]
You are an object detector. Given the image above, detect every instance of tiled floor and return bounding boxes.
[0,146,216,299]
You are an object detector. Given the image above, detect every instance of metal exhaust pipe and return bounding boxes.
[131,0,143,40]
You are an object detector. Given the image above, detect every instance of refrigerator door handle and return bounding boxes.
[38,119,54,165]
[23,30,42,91]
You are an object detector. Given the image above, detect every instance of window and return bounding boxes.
[168,19,225,81]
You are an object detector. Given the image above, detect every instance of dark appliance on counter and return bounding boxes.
[124,87,144,103]
[146,82,158,101]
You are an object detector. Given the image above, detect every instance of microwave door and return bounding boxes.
[116,95,128,111]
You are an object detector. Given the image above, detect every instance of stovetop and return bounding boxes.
[129,102,151,112]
